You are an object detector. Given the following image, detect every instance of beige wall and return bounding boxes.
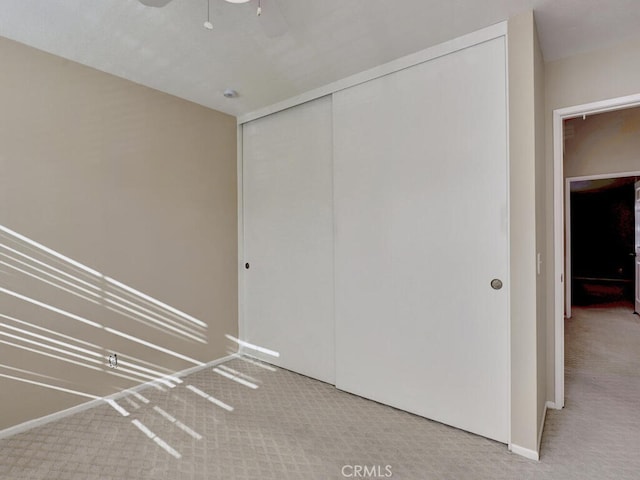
[508,11,543,453]
[0,36,238,431]
[544,31,640,403]
[546,34,640,114]
[564,107,640,178]
[533,17,548,449]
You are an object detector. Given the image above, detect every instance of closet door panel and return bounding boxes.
[333,38,509,442]
[243,96,334,383]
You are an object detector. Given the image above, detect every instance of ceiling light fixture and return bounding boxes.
[138,0,173,6]
[204,0,213,29]
[140,0,281,35]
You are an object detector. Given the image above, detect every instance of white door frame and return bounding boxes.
[565,171,640,320]
[553,93,640,409]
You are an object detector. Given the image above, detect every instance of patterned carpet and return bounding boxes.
[2,303,640,479]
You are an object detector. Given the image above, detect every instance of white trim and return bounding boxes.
[564,170,640,322]
[567,171,640,182]
[330,94,338,386]
[504,32,512,447]
[565,180,572,319]
[166,354,238,380]
[0,397,102,441]
[553,92,640,411]
[237,124,246,343]
[238,22,507,125]
[509,443,539,461]
[553,110,565,409]
[556,94,640,121]
[0,354,237,440]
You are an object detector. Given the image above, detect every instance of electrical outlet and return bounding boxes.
[108,353,118,369]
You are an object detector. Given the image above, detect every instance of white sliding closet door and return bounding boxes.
[333,38,509,442]
[242,96,334,384]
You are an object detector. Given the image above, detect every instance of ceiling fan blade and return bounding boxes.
[138,0,174,7]
[257,0,288,38]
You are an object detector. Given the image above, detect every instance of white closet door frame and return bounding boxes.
[237,20,510,440]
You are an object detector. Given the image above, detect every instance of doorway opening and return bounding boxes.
[553,94,640,409]
[565,173,640,315]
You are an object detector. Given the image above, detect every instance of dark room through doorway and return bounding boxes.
[569,176,639,310]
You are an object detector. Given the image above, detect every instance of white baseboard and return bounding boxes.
[509,443,540,461]
[0,396,104,441]
[170,354,238,382]
[546,400,560,410]
[508,400,553,462]
[0,354,238,441]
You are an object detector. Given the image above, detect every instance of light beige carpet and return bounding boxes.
[2,303,640,479]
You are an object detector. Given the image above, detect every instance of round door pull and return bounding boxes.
[491,279,503,290]
[245,263,250,270]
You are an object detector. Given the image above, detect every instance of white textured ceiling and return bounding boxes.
[1,0,640,117]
